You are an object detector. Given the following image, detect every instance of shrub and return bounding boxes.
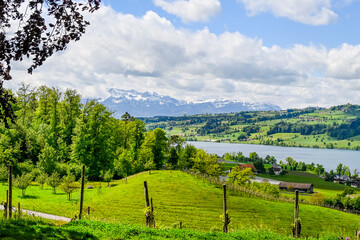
[309,193,326,205]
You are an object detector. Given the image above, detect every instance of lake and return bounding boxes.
[188,141,360,171]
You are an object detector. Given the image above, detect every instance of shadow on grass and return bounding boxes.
[0,219,98,240]
[19,195,39,199]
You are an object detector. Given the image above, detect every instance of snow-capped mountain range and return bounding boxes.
[98,88,281,118]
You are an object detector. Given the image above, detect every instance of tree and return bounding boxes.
[60,174,78,200]
[16,82,36,125]
[249,152,259,162]
[191,149,222,176]
[71,101,115,179]
[167,147,179,169]
[0,165,7,185]
[102,170,114,187]
[14,173,33,197]
[268,167,275,176]
[0,0,101,125]
[47,172,61,194]
[336,163,343,175]
[178,144,197,169]
[35,172,48,189]
[315,164,325,175]
[228,166,255,185]
[38,142,58,174]
[142,128,168,169]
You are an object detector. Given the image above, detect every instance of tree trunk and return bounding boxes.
[22,189,25,197]
[53,187,56,194]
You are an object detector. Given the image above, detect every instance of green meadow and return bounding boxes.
[0,218,343,240]
[2,170,360,237]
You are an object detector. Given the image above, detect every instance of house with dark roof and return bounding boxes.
[271,164,282,175]
[279,182,314,193]
[333,174,350,184]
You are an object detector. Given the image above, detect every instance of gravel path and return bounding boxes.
[0,205,71,222]
[219,175,282,185]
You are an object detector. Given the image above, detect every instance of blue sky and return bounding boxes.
[8,0,360,109]
[101,0,360,48]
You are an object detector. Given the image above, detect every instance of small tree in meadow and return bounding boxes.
[47,172,61,194]
[36,172,48,189]
[103,170,114,187]
[14,173,33,197]
[60,174,79,200]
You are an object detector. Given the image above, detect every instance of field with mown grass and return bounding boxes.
[0,218,344,240]
[258,170,357,198]
[2,170,360,237]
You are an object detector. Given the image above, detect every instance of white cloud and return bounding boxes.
[327,44,360,79]
[7,5,360,109]
[238,0,338,25]
[153,0,221,23]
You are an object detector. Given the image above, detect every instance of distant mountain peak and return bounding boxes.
[99,88,281,118]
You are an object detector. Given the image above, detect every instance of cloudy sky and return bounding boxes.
[7,0,360,109]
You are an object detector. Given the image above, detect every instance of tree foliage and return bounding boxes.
[227,166,255,185]
[14,173,33,197]
[0,0,101,126]
[47,171,61,194]
[60,174,78,200]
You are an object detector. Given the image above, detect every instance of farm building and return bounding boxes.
[333,174,350,184]
[238,164,258,174]
[271,164,282,175]
[279,182,314,193]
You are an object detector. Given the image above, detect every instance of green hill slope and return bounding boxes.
[4,171,360,237]
[144,104,360,150]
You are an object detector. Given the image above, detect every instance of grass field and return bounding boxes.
[2,171,360,237]
[0,218,344,240]
[258,170,355,198]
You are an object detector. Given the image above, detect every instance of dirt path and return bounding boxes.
[0,205,71,222]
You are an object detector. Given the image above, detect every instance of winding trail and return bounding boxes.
[0,205,71,222]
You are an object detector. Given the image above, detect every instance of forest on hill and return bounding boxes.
[143,104,360,150]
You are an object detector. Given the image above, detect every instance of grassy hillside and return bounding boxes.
[2,171,360,237]
[0,218,342,240]
[143,104,360,150]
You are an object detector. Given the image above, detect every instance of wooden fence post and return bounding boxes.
[79,165,85,220]
[144,181,154,227]
[293,190,301,238]
[17,202,21,219]
[144,181,150,227]
[4,190,8,219]
[223,184,230,233]
[151,198,155,228]
[87,206,90,215]
[8,165,12,219]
